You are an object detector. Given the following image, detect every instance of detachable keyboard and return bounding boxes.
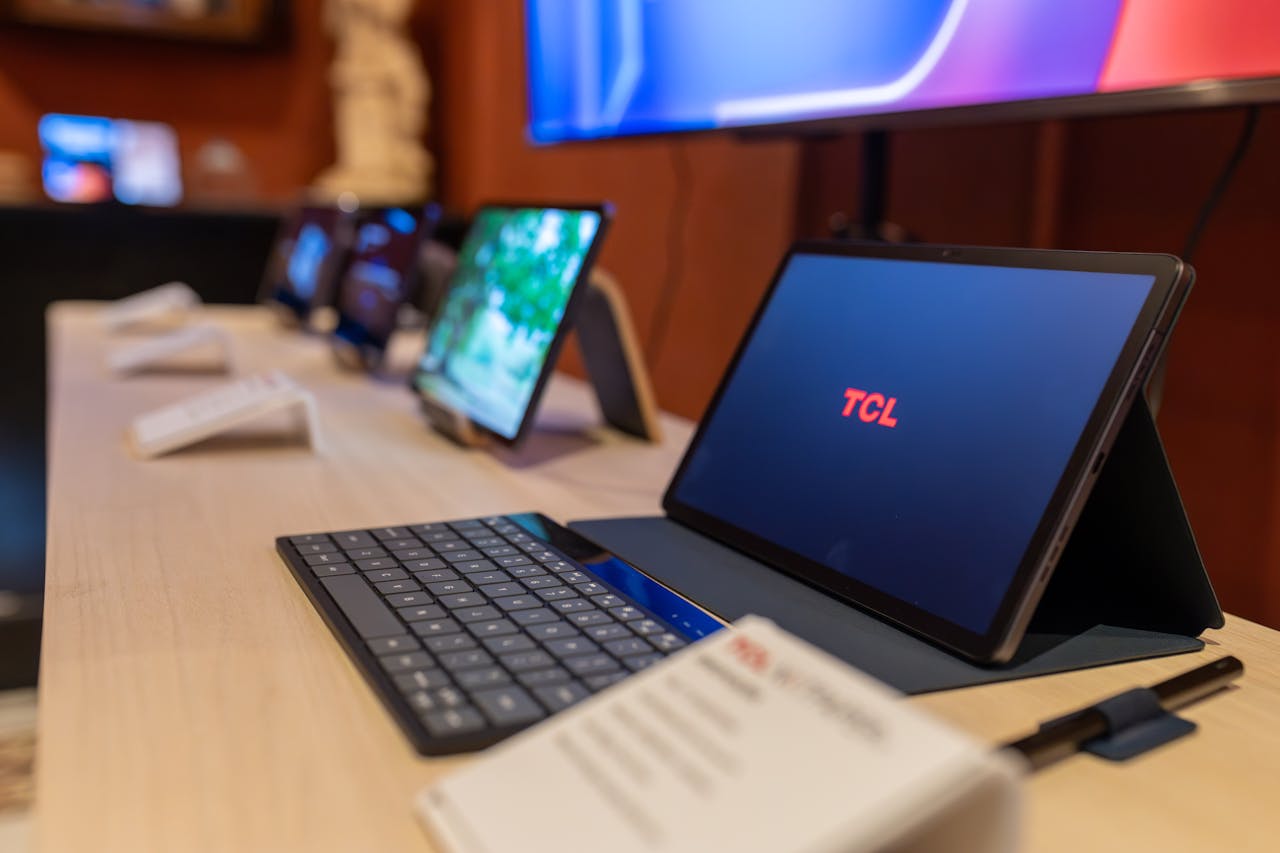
[276,512,724,755]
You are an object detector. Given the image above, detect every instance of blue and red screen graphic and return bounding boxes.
[669,253,1154,634]
[525,0,1280,141]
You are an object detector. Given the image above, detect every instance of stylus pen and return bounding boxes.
[1002,655,1244,771]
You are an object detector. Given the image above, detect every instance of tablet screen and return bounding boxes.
[413,205,607,441]
[335,205,439,350]
[262,206,350,319]
[665,248,1163,643]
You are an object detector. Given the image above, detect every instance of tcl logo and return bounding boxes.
[841,387,899,428]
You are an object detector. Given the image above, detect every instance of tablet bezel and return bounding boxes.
[410,202,613,446]
[662,241,1193,664]
[331,203,442,367]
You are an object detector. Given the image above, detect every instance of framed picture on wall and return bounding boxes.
[3,0,284,44]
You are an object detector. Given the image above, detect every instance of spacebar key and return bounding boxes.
[319,575,403,638]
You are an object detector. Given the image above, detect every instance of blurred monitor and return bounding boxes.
[259,205,355,326]
[524,1,1280,142]
[412,204,611,444]
[332,204,442,366]
[38,113,183,206]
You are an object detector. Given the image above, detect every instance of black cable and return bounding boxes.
[645,142,693,366]
[1181,106,1260,263]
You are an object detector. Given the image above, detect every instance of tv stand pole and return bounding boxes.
[832,129,890,241]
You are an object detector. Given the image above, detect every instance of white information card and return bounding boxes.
[108,323,234,376]
[416,616,1023,853]
[101,281,200,332]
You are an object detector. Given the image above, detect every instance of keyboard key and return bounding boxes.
[310,563,354,577]
[480,583,523,598]
[384,591,431,608]
[466,619,517,638]
[374,579,420,595]
[527,622,579,641]
[544,637,599,658]
[568,611,614,627]
[345,547,387,560]
[453,519,489,530]
[495,555,533,568]
[410,522,453,536]
[320,575,402,638]
[499,650,556,672]
[363,568,409,583]
[564,654,621,678]
[535,587,578,602]
[378,651,433,673]
[289,533,330,546]
[534,682,590,712]
[443,550,484,563]
[559,571,590,584]
[584,623,633,642]
[455,667,511,690]
[453,605,501,623]
[473,686,545,727]
[603,638,651,658]
[624,653,664,672]
[543,561,575,573]
[649,633,687,652]
[422,707,485,737]
[397,604,446,622]
[630,619,663,635]
[412,568,459,583]
[453,560,498,575]
[481,545,519,558]
[433,686,468,708]
[297,542,338,555]
[356,558,398,572]
[381,538,422,552]
[410,618,461,637]
[517,667,571,688]
[440,594,487,611]
[492,595,541,612]
[433,540,470,553]
[472,571,514,585]
[506,564,547,579]
[367,635,420,655]
[424,633,476,653]
[304,553,345,565]
[427,580,474,596]
[467,537,506,549]
[510,608,559,626]
[575,582,608,596]
[391,548,433,561]
[522,575,561,589]
[331,530,377,549]
[584,672,628,691]
[506,532,533,544]
[394,669,450,691]
[438,649,493,671]
[528,551,561,562]
[591,594,625,609]
[611,607,645,623]
[482,634,535,654]
[404,559,449,573]
[372,527,412,541]
[550,599,593,614]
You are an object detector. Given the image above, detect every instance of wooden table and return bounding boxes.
[38,304,1280,852]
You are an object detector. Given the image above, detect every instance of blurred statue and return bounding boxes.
[314,0,433,205]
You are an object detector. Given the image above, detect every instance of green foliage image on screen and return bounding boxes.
[415,207,602,438]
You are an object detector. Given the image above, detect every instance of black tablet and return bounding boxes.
[411,203,612,445]
[332,204,441,367]
[259,204,354,326]
[662,242,1193,664]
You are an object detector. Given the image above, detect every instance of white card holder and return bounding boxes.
[128,370,321,459]
[107,324,234,376]
[102,282,200,333]
[416,616,1023,853]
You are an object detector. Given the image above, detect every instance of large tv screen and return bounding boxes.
[525,0,1280,143]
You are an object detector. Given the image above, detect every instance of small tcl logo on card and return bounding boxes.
[841,387,899,428]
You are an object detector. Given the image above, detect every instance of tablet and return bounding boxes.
[332,204,441,367]
[663,242,1193,663]
[259,204,354,325]
[411,203,611,444]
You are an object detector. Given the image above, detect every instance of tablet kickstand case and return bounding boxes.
[571,397,1224,693]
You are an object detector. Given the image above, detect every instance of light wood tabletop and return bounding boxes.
[38,303,1280,852]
